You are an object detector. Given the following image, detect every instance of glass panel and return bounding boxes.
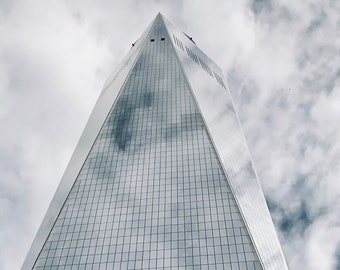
[33,16,261,270]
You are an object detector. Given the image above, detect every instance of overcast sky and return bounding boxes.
[1,0,339,269]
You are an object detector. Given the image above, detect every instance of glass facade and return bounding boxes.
[22,14,288,270]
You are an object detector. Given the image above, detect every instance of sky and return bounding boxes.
[0,0,339,269]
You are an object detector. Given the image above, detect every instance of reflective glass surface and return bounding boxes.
[32,16,262,269]
[163,15,288,270]
[21,17,151,270]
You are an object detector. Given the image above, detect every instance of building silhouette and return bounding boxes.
[22,13,288,270]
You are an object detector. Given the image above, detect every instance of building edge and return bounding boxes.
[21,15,158,270]
[160,13,288,270]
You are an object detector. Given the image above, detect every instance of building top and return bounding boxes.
[22,13,288,270]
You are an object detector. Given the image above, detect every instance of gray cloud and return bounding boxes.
[336,245,340,270]
[251,0,272,15]
[228,1,340,269]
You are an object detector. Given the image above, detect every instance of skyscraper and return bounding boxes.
[22,13,288,270]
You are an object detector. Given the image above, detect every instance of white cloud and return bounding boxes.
[228,1,340,269]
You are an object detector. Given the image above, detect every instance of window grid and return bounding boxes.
[33,19,262,270]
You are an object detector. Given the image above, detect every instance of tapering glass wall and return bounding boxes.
[32,17,262,270]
